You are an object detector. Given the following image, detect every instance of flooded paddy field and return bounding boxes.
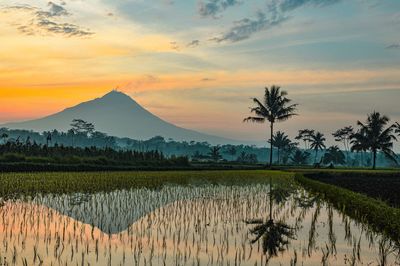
[0,172,399,265]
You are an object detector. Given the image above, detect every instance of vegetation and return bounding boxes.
[0,170,293,197]
[350,111,398,169]
[0,140,189,168]
[300,170,400,207]
[322,146,346,166]
[296,173,400,243]
[244,85,298,167]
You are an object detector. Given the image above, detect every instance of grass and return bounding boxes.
[297,170,400,207]
[296,173,400,243]
[0,170,294,198]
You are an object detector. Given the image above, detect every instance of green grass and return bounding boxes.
[0,170,293,198]
[296,173,400,243]
[297,170,400,207]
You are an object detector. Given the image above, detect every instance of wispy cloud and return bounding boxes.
[212,0,341,43]
[386,43,400,49]
[187,39,200,48]
[211,11,287,43]
[199,0,242,18]
[1,2,94,37]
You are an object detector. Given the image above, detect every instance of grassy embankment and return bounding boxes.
[296,171,400,242]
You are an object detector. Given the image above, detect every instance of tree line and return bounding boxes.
[245,85,400,169]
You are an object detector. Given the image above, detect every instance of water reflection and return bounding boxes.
[0,182,398,265]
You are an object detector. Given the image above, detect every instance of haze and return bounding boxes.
[1,0,400,144]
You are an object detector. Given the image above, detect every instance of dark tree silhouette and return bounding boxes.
[46,133,52,146]
[244,86,298,167]
[295,129,314,150]
[351,112,397,169]
[269,131,291,165]
[332,126,354,165]
[322,146,346,166]
[208,146,222,162]
[1,133,8,144]
[290,149,310,165]
[310,131,326,164]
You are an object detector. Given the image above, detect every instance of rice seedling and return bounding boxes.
[0,170,397,265]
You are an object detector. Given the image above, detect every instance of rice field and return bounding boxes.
[0,171,399,265]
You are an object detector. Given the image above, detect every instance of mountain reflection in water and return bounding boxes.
[0,184,399,265]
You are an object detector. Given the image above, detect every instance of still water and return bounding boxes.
[0,183,398,265]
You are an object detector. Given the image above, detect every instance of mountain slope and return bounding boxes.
[2,90,240,145]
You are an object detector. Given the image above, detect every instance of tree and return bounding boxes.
[269,131,290,165]
[310,131,326,164]
[209,146,222,162]
[290,149,310,165]
[351,112,397,169]
[1,133,8,144]
[332,126,353,165]
[225,145,237,161]
[395,122,400,136]
[244,86,298,167]
[46,133,52,146]
[295,129,314,150]
[281,141,298,165]
[70,119,95,137]
[322,146,346,166]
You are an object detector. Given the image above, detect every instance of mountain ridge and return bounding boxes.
[1,90,246,145]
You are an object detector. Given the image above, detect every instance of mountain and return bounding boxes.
[2,90,242,145]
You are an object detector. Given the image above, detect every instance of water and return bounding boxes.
[0,183,398,265]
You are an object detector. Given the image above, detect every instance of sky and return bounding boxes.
[1,0,400,145]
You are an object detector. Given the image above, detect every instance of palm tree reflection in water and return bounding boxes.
[246,177,297,259]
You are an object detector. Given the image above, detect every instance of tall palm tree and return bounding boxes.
[269,131,291,165]
[310,131,326,164]
[351,112,397,169]
[244,86,298,167]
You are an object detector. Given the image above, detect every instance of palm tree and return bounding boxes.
[351,112,397,169]
[310,131,326,164]
[209,146,222,162]
[244,86,298,167]
[395,122,400,136]
[322,146,346,166]
[290,149,310,165]
[269,131,291,165]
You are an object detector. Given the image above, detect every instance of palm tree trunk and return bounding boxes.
[277,148,280,165]
[372,150,377,169]
[269,122,274,167]
[314,149,318,164]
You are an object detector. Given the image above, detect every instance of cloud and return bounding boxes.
[212,11,287,43]
[1,2,93,38]
[199,0,241,18]
[270,0,341,13]
[187,40,200,48]
[212,0,341,43]
[386,43,400,49]
[170,41,180,51]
